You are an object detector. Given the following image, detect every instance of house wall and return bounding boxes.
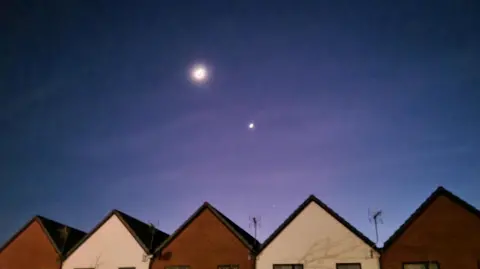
[62,214,149,269]
[151,209,254,269]
[0,220,60,269]
[257,202,380,269]
[381,196,480,269]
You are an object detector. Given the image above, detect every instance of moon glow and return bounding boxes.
[190,64,209,84]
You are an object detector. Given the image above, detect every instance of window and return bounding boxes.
[273,264,303,269]
[336,263,362,269]
[218,265,239,269]
[403,262,439,269]
[166,266,190,269]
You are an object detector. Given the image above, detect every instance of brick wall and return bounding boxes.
[0,220,60,269]
[151,209,254,269]
[381,196,480,269]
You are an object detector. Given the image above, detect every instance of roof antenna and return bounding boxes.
[148,220,160,250]
[141,219,160,262]
[368,208,383,245]
[57,225,70,260]
[249,216,261,242]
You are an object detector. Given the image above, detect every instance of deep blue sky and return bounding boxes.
[1,1,479,246]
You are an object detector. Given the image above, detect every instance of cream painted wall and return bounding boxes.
[257,202,380,269]
[62,214,150,269]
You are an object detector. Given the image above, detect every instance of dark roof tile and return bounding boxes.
[37,216,87,255]
[115,210,169,252]
[209,204,260,252]
[0,215,86,258]
[64,210,169,259]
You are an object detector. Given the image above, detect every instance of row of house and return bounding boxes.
[0,186,479,269]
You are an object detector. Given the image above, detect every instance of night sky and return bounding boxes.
[1,1,479,246]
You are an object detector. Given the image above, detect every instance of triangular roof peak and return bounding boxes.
[113,210,169,252]
[64,209,169,259]
[382,186,480,251]
[436,186,446,192]
[260,194,379,253]
[154,202,259,254]
[0,215,86,258]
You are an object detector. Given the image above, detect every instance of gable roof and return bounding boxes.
[154,202,260,254]
[37,216,87,256]
[65,209,169,259]
[382,186,480,251]
[259,195,379,253]
[0,215,86,258]
[115,210,170,252]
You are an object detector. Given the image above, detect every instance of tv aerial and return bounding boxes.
[249,216,262,242]
[368,208,383,244]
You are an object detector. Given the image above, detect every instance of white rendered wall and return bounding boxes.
[62,214,149,269]
[257,202,380,269]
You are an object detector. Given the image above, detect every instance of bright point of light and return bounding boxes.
[190,64,208,83]
[193,67,206,80]
[248,122,255,129]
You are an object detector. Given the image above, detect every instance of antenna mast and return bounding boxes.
[148,220,160,250]
[368,209,383,244]
[249,216,261,243]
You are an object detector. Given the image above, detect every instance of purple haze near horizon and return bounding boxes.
[1,1,479,246]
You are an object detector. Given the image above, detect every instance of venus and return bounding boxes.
[190,64,209,84]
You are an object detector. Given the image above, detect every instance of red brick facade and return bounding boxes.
[151,207,255,269]
[381,192,480,269]
[0,220,60,269]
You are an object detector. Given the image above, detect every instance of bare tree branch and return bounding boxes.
[294,235,377,269]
